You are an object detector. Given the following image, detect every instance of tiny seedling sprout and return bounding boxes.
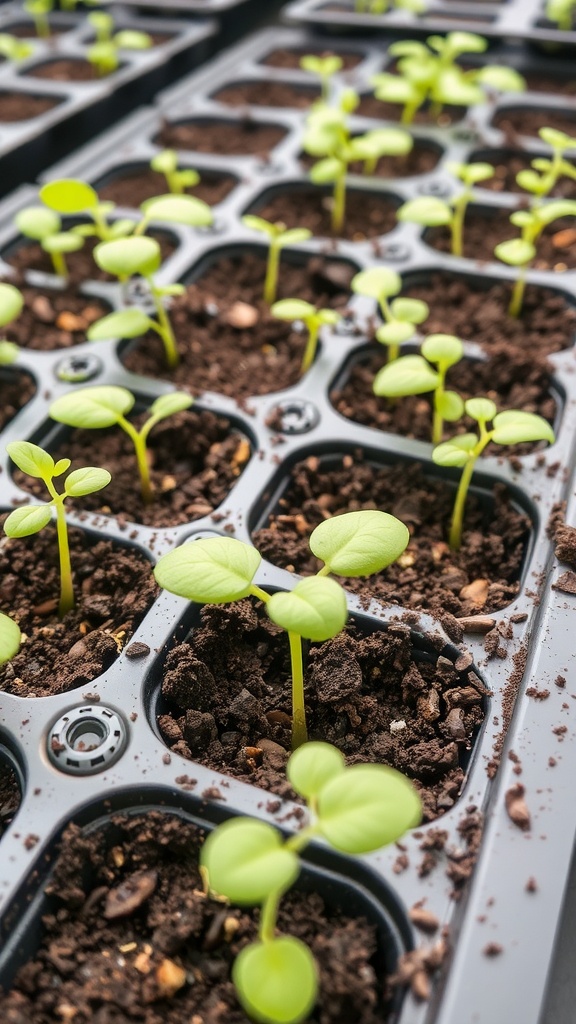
[14,206,84,280]
[23,0,51,38]
[241,216,312,305]
[351,266,429,362]
[433,399,555,550]
[202,741,421,1024]
[271,299,341,375]
[299,53,343,103]
[4,441,110,617]
[154,510,409,749]
[87,12,152,77]
[39,179,135,245]
[397,161,494,258]
[150,150,200,195]
[545,0,576,29]
[0,612,21,666]
[515,128,576,204]
[355,0,425,11]
[374,334,464,444]
[0,283,24,366]
[0,34,34,62]
[49,385,193,505]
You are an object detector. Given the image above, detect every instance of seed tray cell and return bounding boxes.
[113,0,288,50]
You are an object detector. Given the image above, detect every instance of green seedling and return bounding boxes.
[494,199,576,317]
[371,33,525,125]
[0,34,34,61]
[87,11,152,77]
[4,441,110,617]
[514,127,576,206]
[202,741,421,1024]
[14,205,84,280]
[355,0,424,11]
[150,150,200,195]
[397,161,494,257]
[0,612,21,666]
[374,334,464,444]
[433,398,555,550]
[299,54,343,103]
[241,216,312,305]
[49,385,192,505]
[271,299,341,375]
[545,0,576,28]
[23,0,52,38]
[0,283,24,367]
[154,510,409,749]
[351,266,429,362]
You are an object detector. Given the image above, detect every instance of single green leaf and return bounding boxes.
[309,509,409,576]
[535,199,576,225]
[109,219,136,239]
[494,238,536,266]
[421,333,463,368]
[0,613,21,666]
[87,309,152,342]
[357,127,412,158]
[52,458,71,477]
[510,210,534,229]
[278,228,312,246]
[351,267,401,301]
[7,441,54,479]
[317,763,422,852]
[64,467,111,496]
[475,65,526,93]
[373,75,418,105]
[154,536,261,603]
[271,299,316,321]
[516,169,545,194]
[310,157,342,184]
[3,504,53,537]
[374,354,439,397]
[437,389,465,421]
[94,236,161,278]
[201,819,299,904]
[242,215,279,237]
[234,937,317,1024]
[140,194,213,228]
[445,30,487,54]
[50,386,134,429]
[466,396,497,422]
[0,340,18,365]
[42,232,84,254]
[266,577,347,642]
[432,433,477,467]
[40,179,98,214]
[300,54,342,77]
[389,297,429,324]
[15,206,60,241]
[397,197,452,227]
[149,392,193,419]
[0,283,23,328]
[114,29,152,49]
[539,126,576,150]
[287,742,346,800]
[491,410,555,446]
[376,321,416,346]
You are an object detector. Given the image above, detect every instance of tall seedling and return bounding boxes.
[241,216,312,305]
[494,200,576,316]
[351,267,428,362]
[397,161,494,257]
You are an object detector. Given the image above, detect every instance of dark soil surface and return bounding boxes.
[493,106,576,141]
[0,812,391,1024]
[253,186,398,241]
[332,345,557,455]
[121,252,355,397]
[427,209,576,271]
[261,47,363,71]
[357,92,465,127]
[0,525,157,697]
[23,59,98,82]
[157,117,287,158]
[403,273,576,356]
[212,80,321,110]
[6,230,177,286]
[0,91,59,121]
[0,368,36,430]
[471,149,576,198]
[524,72,576,96]
[98,166,236,209]
[252,453,530,618]
[0,762,20,840]
[8,22,70,38]
[299,140,441,178]
[158,601,485,820]
[15,409,250,529]
[1,284,108,351]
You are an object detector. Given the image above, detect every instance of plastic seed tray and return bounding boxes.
[114,0,288,49]
[0,23,575,1024]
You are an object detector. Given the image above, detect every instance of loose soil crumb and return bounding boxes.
[548,502,576,568]
[486,645,527,778]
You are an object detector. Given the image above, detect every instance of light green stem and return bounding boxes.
[258,824,319,943]
[264,240,281,306]
[508,265,528,318]
[250,584,271,604]
[118,416,153,504]
[289,630,307,750]
[50,251,69,279]
[332,169,347,235]
[450,190,470,258]
[149,282,180,369]
[449,428,492,550]
[300,321,319,375]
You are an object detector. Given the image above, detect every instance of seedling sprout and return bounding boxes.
[202,741,421,1024]
[49,385,193,504]
[23,0,51,38]
[0,283,24,367]
[4,441,110,617]
[87,12,152,77]
[397,161,494,258]
[39,179,135,245]
[271,299,341,375]
[14,206,84,281]
[351,267,429,362]
[433,399,555,550]
[0,34,34,61]
[516,128,576,203]
[545,0,576,29]
[150,150,200,196]
[241,216,312,305]
[154,510,409,749]
[299,54,343,103]
[0,612,21,666]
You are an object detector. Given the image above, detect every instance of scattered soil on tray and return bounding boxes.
[494,106,576,141]
[0,762,20,841]
[212,80,321,109]
[471,149,576,198]
[524,72,576,96]
[6,230,177,285]
[254,186,398,241]
[357,92,465,127]
[0,368,36,429]
[252,452,530,618]
[157,117,287,158]
[403,273,576,356]
[0,524,157,698]
[331,345,557,456]
[427,209,576,270]
[299,140,441,178]
[0,812,391,1024]
[23,59,98,82]
[121,252,355,397]
[1,284,108,351]
[158,601,485,820]
[15,409,250,529]
[261,47,363,71]
[98,166,236,209]
[0,91,59,121]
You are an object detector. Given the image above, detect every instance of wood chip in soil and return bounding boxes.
[14,409,250,529]
[1,285,108,351]
[121,252,355,396]
[252,453,529,618]
[0,524,158,697]
[1,812,393,1024]
[6,231,176,286]
[98,166,236,208]
[158,602,484,820]
[156,117,287,157]
[428,211,576,271]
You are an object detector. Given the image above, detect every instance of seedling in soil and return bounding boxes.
[49,385,193,504]
[355,0,425,11]
[202,741,421,1024]
[154,510,409,749]
[397,161,494,258]
[23,0,51,38]
[494,199,576,317]
[87,12,152,77]
[14,205,84,281]
[241,216,312,305]
[0,612,21,666]
[351,266,429,362]
[515,128,576,204]
[271,299,341,375]
[3,441,110,617]
[150,150,200,196]
[545,0,576,28]
[433,398,555,550]
[0,34,33,61]
[0,283,24,366]
[371,33,525,125]
[374,333,464,444]
[299,54,343,103]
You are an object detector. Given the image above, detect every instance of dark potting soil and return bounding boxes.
[472,150,576,198]
[261,47,363,71]
[254,186,398,241]
[8,22,70,38]
[0,525,157,697]
[212,80,321,110]
[1,285,108,351]
[299,140,441,179]
[14,409,251,529]
[157,117,287,158]
[158,602,484,820]
[331,345,556,456]
[252,453,529,618]
[121,252,355,397]
[0,369,36,430]
[0,91,59,122]
[404,273,576,356]
[427,210,576,271]
[98,166,236,209]
[0,812,390,1024]
[23,59,98,82]
[6,230,177,286]
[524,72,576,96]
[0,762,20,841]
[493,106,576,141]
[356,93,465,127]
